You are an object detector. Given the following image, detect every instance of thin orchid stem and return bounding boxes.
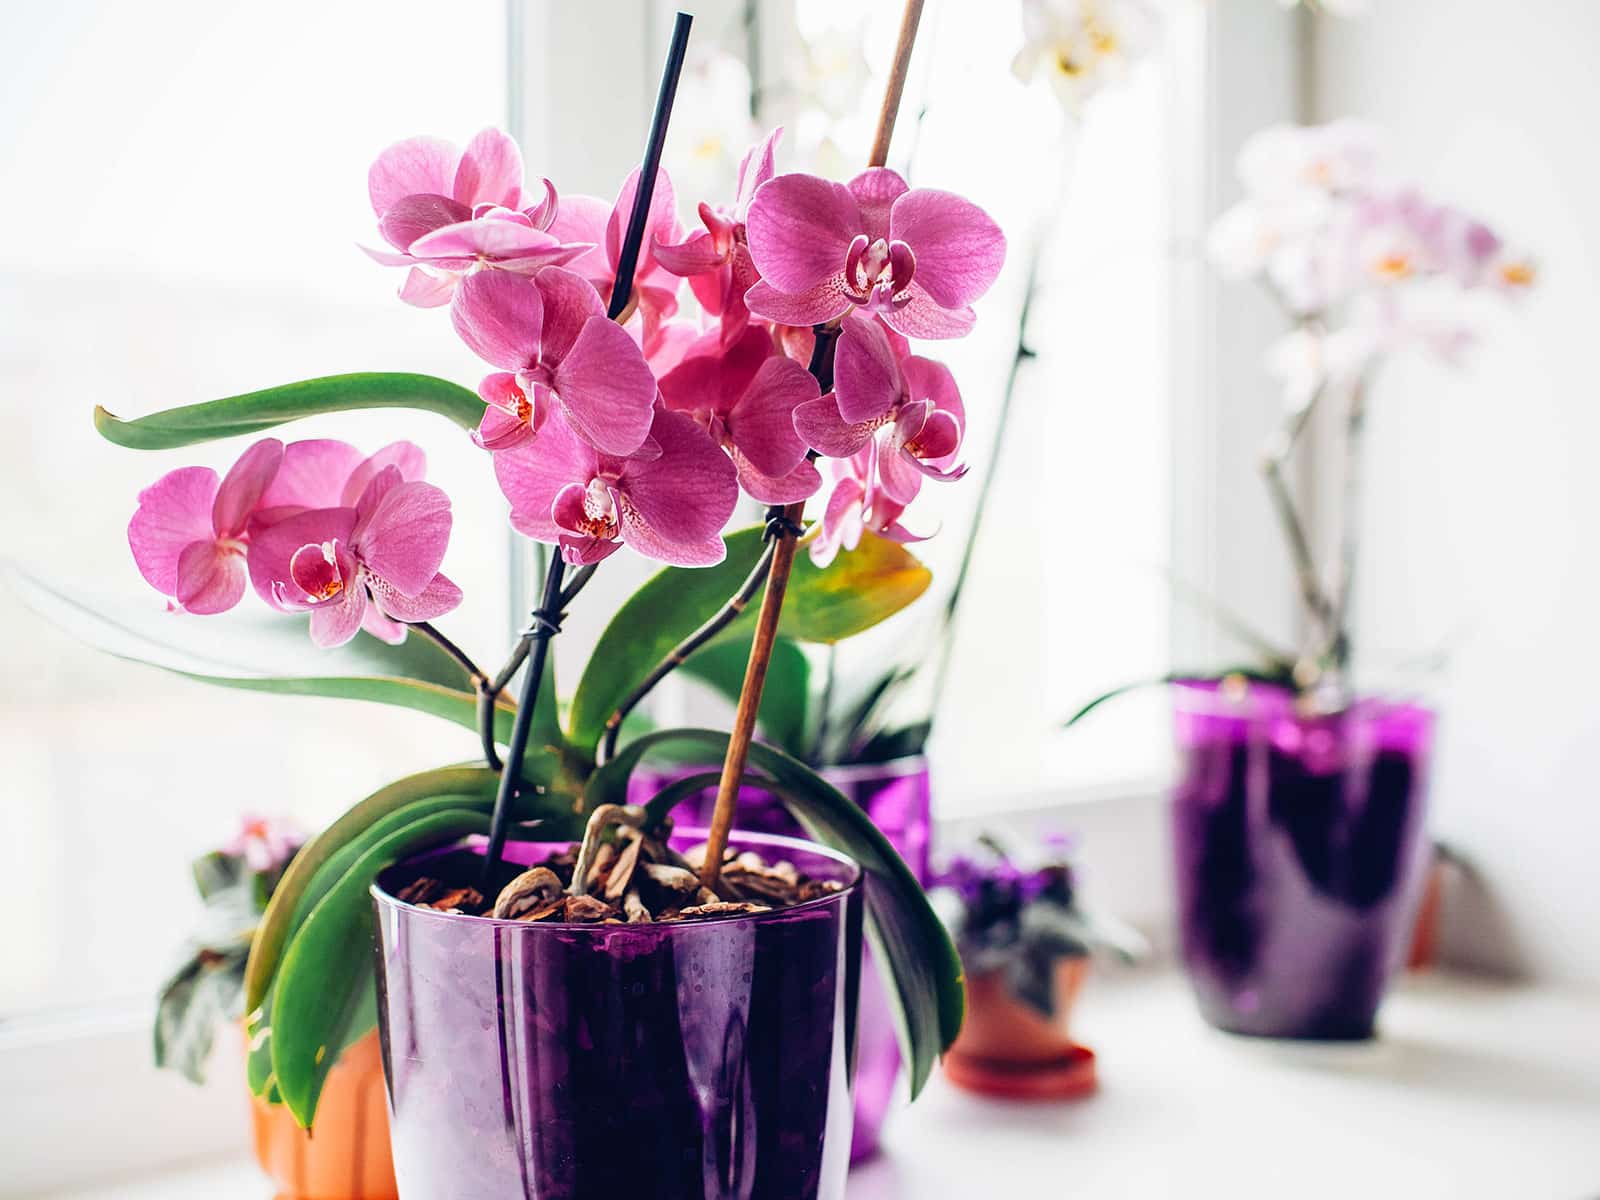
[480,12,694,881]
[1325,376,1369,680]
[597,538,779,765]
[408,621,487,687]
[482,557,566,879]
[1261,391,1334,643]
[477,531,604,773]
[559,562,598,609]
[925,236,1044,714]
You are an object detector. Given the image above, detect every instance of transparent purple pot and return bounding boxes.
[371,831,863,1200]
[1172,681,1435,1039]
[629,756,930,1163]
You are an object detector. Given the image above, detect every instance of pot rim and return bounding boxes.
[819,753,929,785]
[1171,677,1435,724]
[635,752,929,786]
[371,827,863,932]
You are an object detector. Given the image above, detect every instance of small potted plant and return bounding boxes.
[25,5,1011,1194]
[156,815,398,1200]
[1071,119,1534,1039]
[932,835,1142,1100]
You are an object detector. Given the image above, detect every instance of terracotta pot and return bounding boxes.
[250,1028,398,1200]
[944,958,1096,1100]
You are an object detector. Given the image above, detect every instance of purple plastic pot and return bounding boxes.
[371,831,863,1200]
[630,756,931,1164]
[1172,680,1435,1039]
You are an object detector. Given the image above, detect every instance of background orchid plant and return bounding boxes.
[1061,117,1532,727]
[1206,118,1534,703]
[39,8,1005,1127]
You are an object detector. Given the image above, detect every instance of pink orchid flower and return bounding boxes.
[254,438,427,522]
[365,128,588,307]
[744,167,1006,339]
[808,449,929,569]
[658,325,823,504]
[221,813,305,874]
[653,127,782,346]
[493,409,737,567]
[248,468,461,648]
[545,167,684,351]
[128,438,284,614]
[452,266,658,457]
[794,315,967,505]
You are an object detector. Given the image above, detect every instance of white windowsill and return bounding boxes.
[35,969,1600,1200]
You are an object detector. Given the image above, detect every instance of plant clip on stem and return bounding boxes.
[480,10,696,882]
[699,0,927,891]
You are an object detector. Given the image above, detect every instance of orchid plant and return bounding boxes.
[24,9,1007,1129]
[1067,119,1533,723]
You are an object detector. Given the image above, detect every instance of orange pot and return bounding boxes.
[249,1028,398,1200]
[944,958,1097,1100]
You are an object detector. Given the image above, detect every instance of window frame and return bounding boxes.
[1,1,1309,1189]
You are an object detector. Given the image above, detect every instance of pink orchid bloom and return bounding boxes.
[794,315,967,506]
[128,439,284,614]
[221,813,305,874]
[658,325,823,504]
[493,409,738,567]
[248,468,461,648]
[546,167,684,350]
[255,438,427,522]
[453,266,658,457]
[744,167,1006,339]
[808,449,930,569]
[653,127,782,346]
[365,128,588,307]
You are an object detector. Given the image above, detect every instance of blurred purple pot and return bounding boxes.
[631,756,931,1164]
[371,832,863,1200]
[1172,681,1435,1039]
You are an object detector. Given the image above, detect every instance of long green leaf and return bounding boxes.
[1062,666,1297,727]
[272,808,490,1126]
[588,727,963,1100]
[6,565,524,744]
[678,635,811,758]
[245,767,499,1011]
[94,373,483,449]
[568,528,930,756]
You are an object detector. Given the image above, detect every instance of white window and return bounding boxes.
[1,0,1293,1190]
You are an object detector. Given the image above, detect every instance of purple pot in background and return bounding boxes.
[1172,681,1435,1040]
[630,756,931,1164]
[371,832,863,1200]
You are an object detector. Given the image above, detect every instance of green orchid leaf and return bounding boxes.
[568,528,930,756]
[678,635,811,759]
[245,762,582,1016]
[271,808,490,1126]
[587,727,963,1100]
[93,373,483,449]
[1062,665,1298,727]
[244,767,498,1012]
[4,565,545,750]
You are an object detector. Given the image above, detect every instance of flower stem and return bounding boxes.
[1261,391,1335,649]
[480,11,694,880]
[482,555,566,879]
[597,538,779,765]
[1325,376,1368,683]
[408,621,487,688]
[700,0,926,890]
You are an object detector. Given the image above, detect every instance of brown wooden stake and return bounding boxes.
[868,0,926,169]
[699,0,928,890]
